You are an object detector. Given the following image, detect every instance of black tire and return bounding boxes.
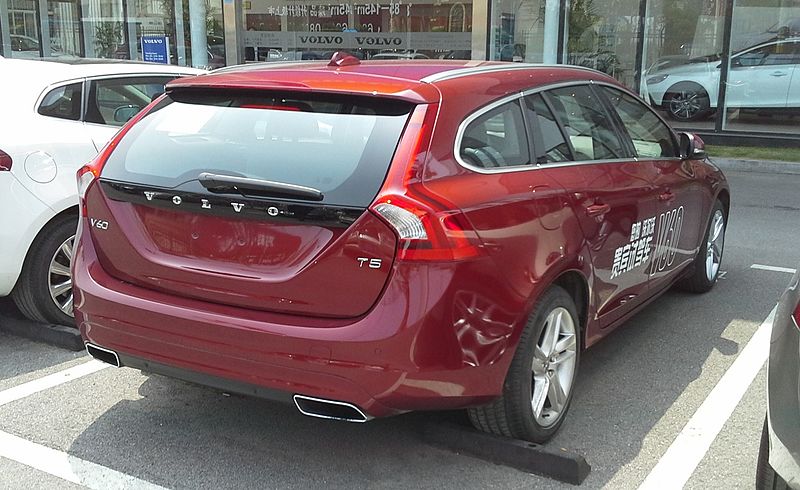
[11,214,77,327]
[680,200,726,293]
[467,286,580,443]
[664,83,711,122]
[757,416,790,490]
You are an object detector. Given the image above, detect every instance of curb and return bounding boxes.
[710,157,800,175]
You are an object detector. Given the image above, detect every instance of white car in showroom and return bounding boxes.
[646,38,800,121]
[0,57,204,326]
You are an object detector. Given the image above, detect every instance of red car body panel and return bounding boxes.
[73,60,729,416]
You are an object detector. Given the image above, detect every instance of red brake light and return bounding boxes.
[370,104,483,262]
[0,150,12,171]
[239,104,301,111]
[793,301,800,330]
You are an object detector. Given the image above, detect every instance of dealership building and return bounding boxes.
[2,0,798,143]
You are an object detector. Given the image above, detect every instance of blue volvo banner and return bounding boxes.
[141,35,169,64]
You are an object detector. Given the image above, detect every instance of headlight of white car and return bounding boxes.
[646,74,669,85]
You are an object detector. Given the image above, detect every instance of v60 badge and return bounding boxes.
[90,218,109,230]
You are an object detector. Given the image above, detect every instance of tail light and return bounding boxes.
[793,301,800,330]
[0,150,12,171]
[77,96,163,215]
[370,104,483,262]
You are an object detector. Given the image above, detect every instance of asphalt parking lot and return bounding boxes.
[0,169,798,489]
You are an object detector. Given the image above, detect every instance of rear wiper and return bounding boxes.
[198,172,323,201]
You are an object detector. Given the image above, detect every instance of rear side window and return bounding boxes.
[459,100,530,169]
[38,83,82,121]
[599,86,677,159]
[545,85,627,161]
[100,92,413,207]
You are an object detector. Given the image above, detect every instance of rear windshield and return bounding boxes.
[101,90,413,207]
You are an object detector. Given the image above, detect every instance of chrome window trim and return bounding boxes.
[453,79,683,175]
[421,63,600,84]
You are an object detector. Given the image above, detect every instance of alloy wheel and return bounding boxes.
[531,307,577,428]
[48,235,75,317]
[669,90,705,120]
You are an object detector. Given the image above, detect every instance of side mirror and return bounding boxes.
[113,105,141,123]
[678,132,707,160]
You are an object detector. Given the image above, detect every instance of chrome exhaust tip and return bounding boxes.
[293,394,370,423]
[85,343,121,367]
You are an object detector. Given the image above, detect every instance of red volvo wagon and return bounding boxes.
[73,55,729,443]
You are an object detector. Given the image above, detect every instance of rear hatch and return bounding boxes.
[85,89,413,318]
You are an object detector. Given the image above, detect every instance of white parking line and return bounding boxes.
[751,264,797,274]
[638,307,775,490]
[0,430,168,490]
[0,360,110,407]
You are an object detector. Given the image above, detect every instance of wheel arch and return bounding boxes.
[716,188,730,218]
[552,270,590,350]
[16,205,79,276]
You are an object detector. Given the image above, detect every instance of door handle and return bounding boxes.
[770,71,788,77]
[659,190,676,202]
[585,203,611,217]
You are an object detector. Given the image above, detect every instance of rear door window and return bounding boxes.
[524,94,572,164]
[544,85,627,161]
[100,91,413,207]
[85,76,176,126]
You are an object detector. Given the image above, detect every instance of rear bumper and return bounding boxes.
[74,231,525,417]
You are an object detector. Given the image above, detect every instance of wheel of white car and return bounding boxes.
[467,285,580,443]
[665,83,711,122]
[11,214,77,326]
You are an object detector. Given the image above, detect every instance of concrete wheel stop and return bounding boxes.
[422,416,590,485]
[0,299,83,351]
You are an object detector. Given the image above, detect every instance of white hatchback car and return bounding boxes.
[646,38,800,121]
[0,57,204,326]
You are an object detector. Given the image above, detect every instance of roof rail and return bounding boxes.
[420,63,600,83]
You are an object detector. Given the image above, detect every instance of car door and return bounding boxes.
[83,75,177,150]
[598,85,703,291]
[530,85,659,328]
[726,40,797,108]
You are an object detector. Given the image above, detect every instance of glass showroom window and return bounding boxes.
[242,0,473,62]
[7,0,43,59]
[48,0,83,57]
[639,0,727,129]
[723,0,800,135]
[563,0,641,88]
[78,0,223,68]
[489,0,560,62]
